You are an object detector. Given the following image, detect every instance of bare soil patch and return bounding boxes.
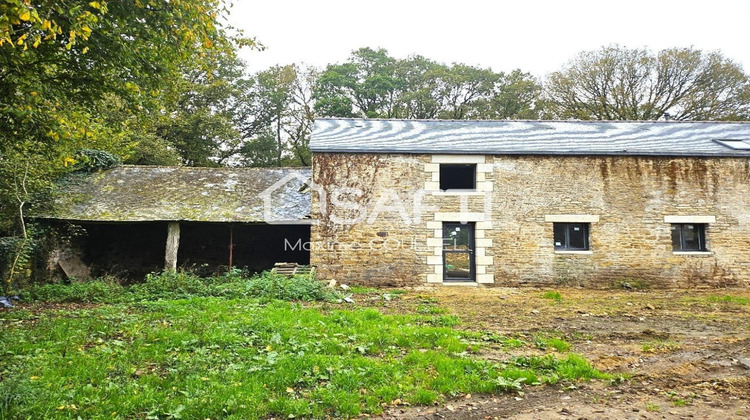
[369,287,750,419]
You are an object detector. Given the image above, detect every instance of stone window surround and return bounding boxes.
[665,215,715,255]
[545,215,598,255]
[424,155,495,284]
[424,155,494,193]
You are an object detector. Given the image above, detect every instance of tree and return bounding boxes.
[545,45,750,120]
[314,47,543,120]
[437,64,499,119]
[0,0,250,288]
[156,55,248,167]
[236,64,318,167]
[396,56,445,119]
[315,47,402,118]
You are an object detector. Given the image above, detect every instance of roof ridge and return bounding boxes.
[314,117,750,124]
[117,165,312,170]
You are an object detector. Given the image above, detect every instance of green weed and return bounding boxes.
[645,402,660,412]
[705,295,750,305]
[348,286,379,294]
[20,270,341,304]
[474,332,526,348]
[641,339,681,353]
[541,291,562,302]
[416,304,448,315]
[21,277,125,303]
[533,334,572,352]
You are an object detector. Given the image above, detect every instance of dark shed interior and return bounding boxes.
[59,221,310,280]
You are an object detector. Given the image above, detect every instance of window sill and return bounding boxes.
[554,250,593,255]
[672,251,713,256]
[431,191,484,196]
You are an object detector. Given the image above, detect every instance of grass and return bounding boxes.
[0,281,611,419]
[541,291,562,302]
[348,285,379,294]
[645,402,661,412]
[705,295,750,305]
[416,304,448,314]
[641,339,681,353]
[533,333,572,352]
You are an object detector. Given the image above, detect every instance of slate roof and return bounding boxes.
[37,166,311,223]
[310,118,750,157]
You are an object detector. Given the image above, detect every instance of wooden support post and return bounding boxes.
[165,222,180,271]
[228,224,234,271]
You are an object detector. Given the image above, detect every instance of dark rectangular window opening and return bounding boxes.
[671,223,707,251]
[553,223,589,251]
[439,164,476,191]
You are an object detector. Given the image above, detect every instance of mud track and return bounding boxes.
[372,287,750,419]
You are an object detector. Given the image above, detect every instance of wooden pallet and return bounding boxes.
[271,262,315,277]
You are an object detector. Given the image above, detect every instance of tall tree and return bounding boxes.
[156,55,247,167]
[314,47,543,120]
[437,64,499,119]
[235,64,317,167]
[396,56,445,119]
[315,47,402,118]
[0,0,250,287]
[545,45,750,120]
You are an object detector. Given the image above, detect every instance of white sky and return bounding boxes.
[228,0,750,78]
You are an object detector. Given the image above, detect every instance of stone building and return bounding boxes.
[35,166,311,280]
[308,119,750,288]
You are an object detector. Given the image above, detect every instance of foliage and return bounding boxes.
[0,0,251,284]
[314,47,543,120]
[129,271,210,301]
[236,64,318,167]
[545,45,750,120]
[240,271,340,302]
[0,296,609,418]
[21,270,341,303]
[21,278,125,303]
[72,149,121,172]
[0,235,33,291]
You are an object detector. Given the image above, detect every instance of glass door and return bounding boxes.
[442,222,475,282]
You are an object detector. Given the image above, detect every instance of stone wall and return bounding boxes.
[311,152,750,288]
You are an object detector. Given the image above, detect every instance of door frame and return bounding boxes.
[442,222,476,282]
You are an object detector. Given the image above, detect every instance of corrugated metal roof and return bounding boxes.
[36,166,311,223]
[310,118,750,157]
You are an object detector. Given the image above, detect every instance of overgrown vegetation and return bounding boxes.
[1,281,611,419]
[20,271,341,303]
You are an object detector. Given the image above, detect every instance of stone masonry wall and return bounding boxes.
[311,152,750,288]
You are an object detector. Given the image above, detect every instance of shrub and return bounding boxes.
[243,271,340,302]
[20,270,340,304]
[22,278,125,303]
[72,149,121,172]
[129,271,207,300]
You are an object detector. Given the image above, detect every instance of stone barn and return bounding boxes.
[308,119,750,288]
[36,166,311,280]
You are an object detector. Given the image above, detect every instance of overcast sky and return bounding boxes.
[228,0,750,78]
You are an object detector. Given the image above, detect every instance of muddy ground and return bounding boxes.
[369,287,750,419]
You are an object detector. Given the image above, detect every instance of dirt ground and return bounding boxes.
[370,287,750,420]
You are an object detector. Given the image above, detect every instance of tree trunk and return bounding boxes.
[165,222,180,271]
[276,116,282,167]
